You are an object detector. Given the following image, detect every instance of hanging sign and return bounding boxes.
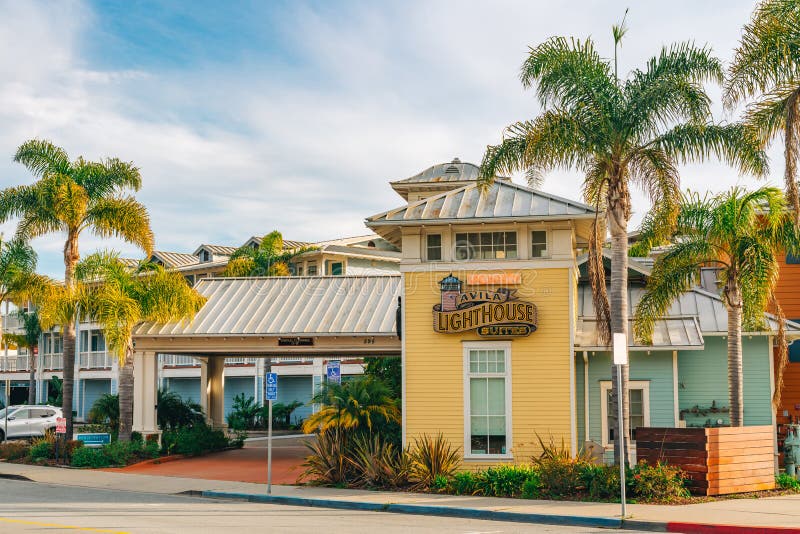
[433,277,537,338]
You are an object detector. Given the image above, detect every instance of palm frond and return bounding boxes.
[84,196,154,256]
[12,139,70,177]
[654,123,769,177]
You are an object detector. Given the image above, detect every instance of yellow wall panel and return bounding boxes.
[403,267,574,468]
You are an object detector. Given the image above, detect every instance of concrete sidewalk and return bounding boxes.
[1,462,799,532]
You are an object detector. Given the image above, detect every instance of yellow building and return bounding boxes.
[366,159,596,465]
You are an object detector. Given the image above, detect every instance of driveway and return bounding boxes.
[106,434,312,485]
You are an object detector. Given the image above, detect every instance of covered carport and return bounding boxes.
[131,275,401,436]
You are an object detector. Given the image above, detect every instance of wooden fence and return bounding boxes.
[635,426,775,496]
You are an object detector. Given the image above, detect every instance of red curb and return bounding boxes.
[667,522,800,534]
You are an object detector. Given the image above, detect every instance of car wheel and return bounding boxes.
[0,430,5,441]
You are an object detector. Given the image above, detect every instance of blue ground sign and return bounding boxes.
[75,433,111,448]
[266,372,278,401]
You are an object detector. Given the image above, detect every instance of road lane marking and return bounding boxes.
[0,516,129,533]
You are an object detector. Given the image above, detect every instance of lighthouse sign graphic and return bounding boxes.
[433,274,537,337]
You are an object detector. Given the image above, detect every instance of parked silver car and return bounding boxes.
[0,405,62,440]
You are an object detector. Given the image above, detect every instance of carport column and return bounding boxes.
[201,357,226,429]
[132,350,159,436]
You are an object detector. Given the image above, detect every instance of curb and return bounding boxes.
[200,490,633,530]
[666,523,800,534]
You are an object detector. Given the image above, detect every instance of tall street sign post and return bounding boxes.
[266,372,278,494]
[613,332,628,518]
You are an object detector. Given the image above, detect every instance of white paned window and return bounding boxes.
[464,342,511,458]
[600,380,650,447]
[426,234,442,261]
[454,232,517,261]
[531,230,548,258]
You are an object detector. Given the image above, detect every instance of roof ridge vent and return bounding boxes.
[445,158,461,173]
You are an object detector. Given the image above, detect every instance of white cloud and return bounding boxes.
[0,0,780,277]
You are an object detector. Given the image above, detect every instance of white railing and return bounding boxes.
[79,351,114,369]
[2,315,23,331]
[42,353,64,370]
[225,357,257,366]
[0,356,29,372]
[161,354,199,367]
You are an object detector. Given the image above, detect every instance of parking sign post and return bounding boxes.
[613,333,628,519]
[265,372,278,494]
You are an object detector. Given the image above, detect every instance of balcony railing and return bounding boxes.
[42,353,64,370]
[161,354,199,367]
[225,357,257,366]
[0,355,30,372]
[79,351,114,369]
[2,315,23,331]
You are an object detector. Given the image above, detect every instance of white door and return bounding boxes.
[6,408,31,438]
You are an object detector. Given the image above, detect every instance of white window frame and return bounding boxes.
[425,233,443,262]
[463,341,513,460]
[530,230,549,259]
[600,380,650,448]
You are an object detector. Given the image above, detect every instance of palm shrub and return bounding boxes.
[299,429,353,486]
[227,393,260,430]
[348,434,398,488]
[409,433,461,490]
[157,390,204,430]
[222,230,315,277]
[270,400,304,429]
[302,377,400,437]
[89,393,120,432]
[479,31,767,465]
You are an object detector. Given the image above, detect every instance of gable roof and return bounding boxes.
[192,244,238,257]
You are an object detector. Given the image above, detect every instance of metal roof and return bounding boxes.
[150,251,200,268]
[133,275,401,337]
[367,180,596,227]
[391,158,482,185]
[296,244,401,262]
[243,236,313,250]
[577,284,800,338]
[575,316,704,351]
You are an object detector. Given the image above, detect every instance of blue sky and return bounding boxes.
[0,0,776,277]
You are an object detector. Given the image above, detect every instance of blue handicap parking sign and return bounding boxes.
[266,372,278,401]
[326,361,341,384]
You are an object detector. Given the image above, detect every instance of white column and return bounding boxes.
[132,350,159,436]
[200,357,226,428]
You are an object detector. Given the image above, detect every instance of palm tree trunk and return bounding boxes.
[118,341,134,441]
[785,91,800,226]
[607,176,632,466]
[62,230,79,439]
[27,346,35,405]
[726,279,745,427]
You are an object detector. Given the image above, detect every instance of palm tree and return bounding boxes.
[478,35,767,463]
[301,377,400,435]
[74,253,205,440]
[2,310,42,404]
[223,230,313,277]
[635,187,798,426]
[725,0,800,224]
[0,139,154,438]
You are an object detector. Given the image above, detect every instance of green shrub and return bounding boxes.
[143,439,160,459]
[103,441,136,465]
[0,442,30,461]
[162,423,230,456]
[450,471,478,495]
[533,435,588,498]
[776,473,800,491]
[477,465,538,498]
[629,462,689,502]
[581,464,621,500]
[29,440,54,461]
[71,447,111,468]
[431,474,449,492]
[521,475,542,499]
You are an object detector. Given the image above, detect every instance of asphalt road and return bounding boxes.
[0,479,648,534]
